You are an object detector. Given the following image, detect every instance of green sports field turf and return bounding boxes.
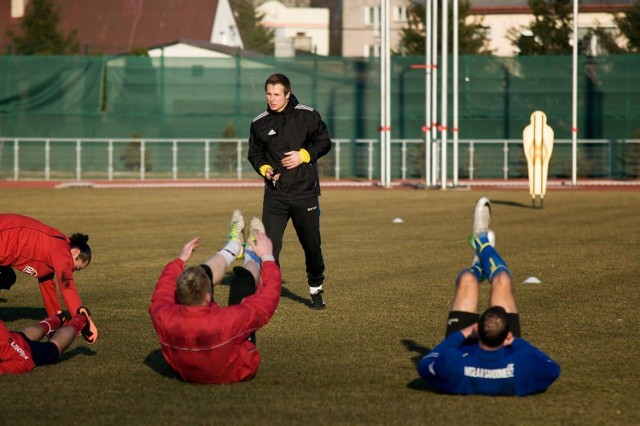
[1,187,638,424]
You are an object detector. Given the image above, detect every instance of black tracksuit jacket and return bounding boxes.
[248,94,332,200]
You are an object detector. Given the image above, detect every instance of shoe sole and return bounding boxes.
[248,217,266,244]
[230,209,246,258]
[473,197,491,236]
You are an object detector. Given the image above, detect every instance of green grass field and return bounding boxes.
[1,187,639,424]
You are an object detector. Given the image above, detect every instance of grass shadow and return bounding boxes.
[492,199,531,209]
[60,346,97,362]
[0,305,47,322]
[144,349,180,380]
[401,339,431,367]
[402,339,437,392]
[280,286,310,307]
[219,270,309,307]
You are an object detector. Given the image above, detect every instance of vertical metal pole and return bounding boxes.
[384,0,391,186]
[45,139,51,181]
[440,0,449,190]
[108,140,114,180]
[140,140,146,181]
[379,1,386,186]
[453,0,459,186]
[425,0,432,187]
[572,0,578,185]
[76,139,82,181]
[14,139,19,181]
[236,139,243,180]
[380,0,391,187]
[335,140,341,180]
[172,140,178,180]
[205,140,210,180]
[431,0,439,186]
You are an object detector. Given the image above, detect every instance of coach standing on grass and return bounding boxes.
[248,73,332,309]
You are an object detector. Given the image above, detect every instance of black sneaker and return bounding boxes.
[309,291,326,310]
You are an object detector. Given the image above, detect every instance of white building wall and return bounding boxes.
[480,11,621,56]
[258,0,329,55]
[211,0,244,48]
[148,43,233,58]
[342,0,411,57]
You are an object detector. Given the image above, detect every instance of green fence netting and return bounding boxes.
[1,55,639,141]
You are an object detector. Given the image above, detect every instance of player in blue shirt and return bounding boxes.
[417,197,561,396]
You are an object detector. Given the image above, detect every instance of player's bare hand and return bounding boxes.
[266,167,281,182]
[179,237,201,262]
[248,231,273,259]
[282,150,302,169]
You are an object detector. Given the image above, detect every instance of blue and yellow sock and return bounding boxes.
[458,264,484,283]
[472,233,511,282]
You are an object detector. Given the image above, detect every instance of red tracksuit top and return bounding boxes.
[0,321,36,374]
[0,214,82,316]
[149,258,282,384]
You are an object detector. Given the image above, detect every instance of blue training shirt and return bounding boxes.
[417,332,561,396]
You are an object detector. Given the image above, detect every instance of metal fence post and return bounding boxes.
[335,140,341,180]
[45,139,51,181]
[140,140,146,181]
[401,140,407,180]
[469,140,475,180]
[236,139,242,180]
[108,140,114,180]
[172,140,178,180]
[205,140,210,180]
[76,139,82,181]
[13,139,19,180]
[503,140,509,180]
[368,140,374,180]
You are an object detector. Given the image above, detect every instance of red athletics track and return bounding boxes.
[0,179,639,190]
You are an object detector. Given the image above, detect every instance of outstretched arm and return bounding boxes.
[38,276,63,316]
[178,237,201,263]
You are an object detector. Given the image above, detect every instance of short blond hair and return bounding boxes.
[175,266,210,306]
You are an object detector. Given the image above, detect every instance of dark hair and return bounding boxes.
[478,306,510,348]
[69,233,91,265]
[264,73,291,94]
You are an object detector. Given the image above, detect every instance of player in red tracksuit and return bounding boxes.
[0,213,98,344]
[0,308,94,375]
[149,211,282,384]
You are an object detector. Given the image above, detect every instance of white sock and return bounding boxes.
[310,285,323,295]
[218,241,241,266]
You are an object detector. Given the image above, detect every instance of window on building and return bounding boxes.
[393,6,408,23]
[364,6,381,26]
[11,0,26,18]
[364,44,380,58]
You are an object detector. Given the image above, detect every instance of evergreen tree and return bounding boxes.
[230,0,275,55]
[615,0,640,52]
[397,0,493,56]
[508,0,573,55]
[6,0,78,55]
